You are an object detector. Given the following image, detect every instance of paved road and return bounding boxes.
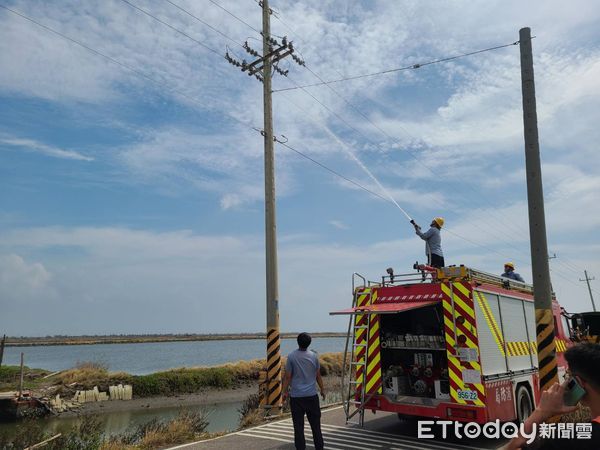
[169,406,507,450]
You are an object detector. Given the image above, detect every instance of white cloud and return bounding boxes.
[0,254,51,296]
[1,0,599,334]
[0,135,93,161]
[329,220,348,230]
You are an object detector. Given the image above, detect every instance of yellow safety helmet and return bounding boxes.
[433,217,445,228]
[504,262,515,270]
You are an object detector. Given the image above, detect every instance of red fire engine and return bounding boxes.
[330,265,572,426]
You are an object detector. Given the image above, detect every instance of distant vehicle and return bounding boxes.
[563,310,600,344]
[331,264,571,426]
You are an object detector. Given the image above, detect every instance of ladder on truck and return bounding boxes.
[342,274,375,426]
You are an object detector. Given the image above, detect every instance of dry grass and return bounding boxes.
[57,369,107,384]
[137,419,196,449]
[102,411,210,449]
[55,362,130,389]
[318,352,345,376]
[220,359,264,380]
[46,352,344,398]
[219,352,345,380]
[239,408,266,429]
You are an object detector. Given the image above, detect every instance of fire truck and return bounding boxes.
[330,265,572,426]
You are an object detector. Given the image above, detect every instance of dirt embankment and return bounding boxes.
[5,332,345,347]
[1,353,345,415]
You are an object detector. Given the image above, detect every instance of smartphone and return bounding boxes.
[563,377,586,406]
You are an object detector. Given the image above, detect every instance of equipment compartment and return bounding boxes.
[379,304,449,400]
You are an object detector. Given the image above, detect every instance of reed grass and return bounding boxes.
[52,352,345,398]
[1,411,212,450]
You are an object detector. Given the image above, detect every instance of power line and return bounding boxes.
[163,0,532,250]
[269,15,533,250]
[557,255,587,274]
[298,61,530,237]
[273,40,521,93]
[7,2,581,287]
[279,130,600,293]
[551,257,585,277]
[0,3,256,132]
[118,0,222,57]
[268,8,536,256]
[162,0,532,247]
[270,7,350,87]
[5,0,581,294]
[207,0,261,34]
[277,80,533,263]
[163,0,243,48]
[269,25,529,241]
[277,135,535,270]
[277,140,390,203]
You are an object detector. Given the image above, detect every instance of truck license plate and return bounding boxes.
[457,389,478,401]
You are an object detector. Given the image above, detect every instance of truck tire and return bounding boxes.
[516,385,533,423]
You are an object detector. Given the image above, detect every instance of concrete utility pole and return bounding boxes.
[224,0,304,413]
[0,334,5,367]
[519,27,559,392]
[261,0,282,413]
[19,352,24,398]
[580,270,597,312]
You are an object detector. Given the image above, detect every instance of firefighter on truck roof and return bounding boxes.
[501,262,525,282]
[412,217,445,268]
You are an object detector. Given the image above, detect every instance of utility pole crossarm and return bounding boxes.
[225,33,303,81]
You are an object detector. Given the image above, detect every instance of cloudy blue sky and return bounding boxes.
[1,0,598,336]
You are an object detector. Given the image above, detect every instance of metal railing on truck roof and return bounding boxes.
[352,266,436,292]
[353,265,551,298]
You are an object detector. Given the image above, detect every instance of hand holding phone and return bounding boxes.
[538,381,579,418]
[563,376,586,407]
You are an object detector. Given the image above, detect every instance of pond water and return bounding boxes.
[3,337,346,374]
[0,400,243,440]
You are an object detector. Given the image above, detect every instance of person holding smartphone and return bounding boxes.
[506,342,600,449]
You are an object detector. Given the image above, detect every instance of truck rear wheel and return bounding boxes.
[516,385,533,423]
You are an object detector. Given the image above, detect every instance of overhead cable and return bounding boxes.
[273,40,522,92]
[277,139,391,203]
[0,3,256,132]
[278,38,530,240]
[118,0,222,57]
[268,15,529,239]
[163,0,243,47]
[277,137,534,269]
[206,0,261,34]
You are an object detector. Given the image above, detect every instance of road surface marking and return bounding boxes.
[238,420,485,450]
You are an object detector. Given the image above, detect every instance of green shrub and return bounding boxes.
[131,374,168,397]
[131,367,233,397]
[0,366,24,383]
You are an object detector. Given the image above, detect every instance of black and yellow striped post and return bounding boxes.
[519,27,559,392]
[535,310,558,389]
[264,328,282,411]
